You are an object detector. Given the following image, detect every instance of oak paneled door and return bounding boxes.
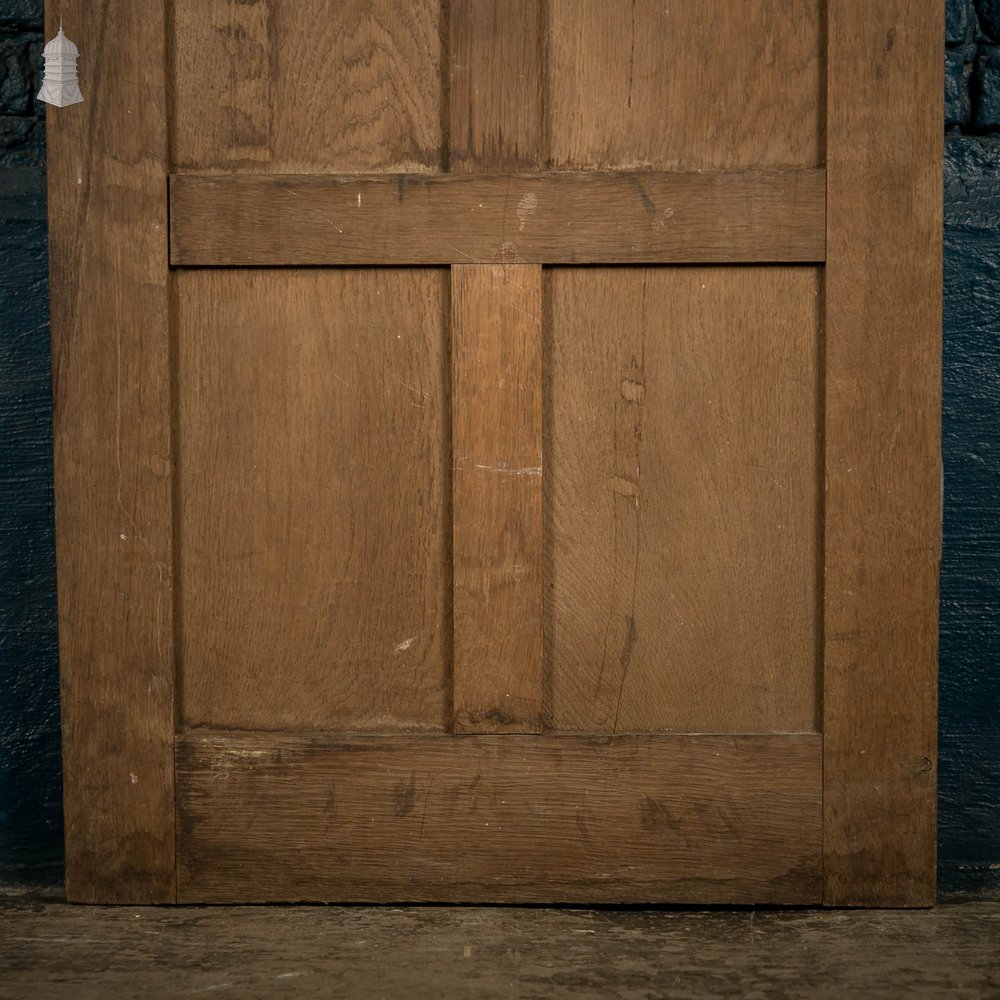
[46,1,942,905]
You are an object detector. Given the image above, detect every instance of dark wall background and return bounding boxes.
[1,1,998,897]
[941,0,1000,898]
[0,0,60,890]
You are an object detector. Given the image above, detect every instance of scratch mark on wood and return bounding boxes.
[612,615,638,734]
[627,0,637,109]
[399,380,430,401]
[630,176,656,216]
[474,462,542,476]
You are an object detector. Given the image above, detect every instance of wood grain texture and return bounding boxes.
[449,0,544,171]
[175,269,450,732]
[823,1,943,906]
[448,9,545,733]
[546,267,821,734]
[176,731,823,904]
[6,904,1000,998]
[171,0,444,173]
[547,0,823,170]
[451,265,543,733]
[45,1,175,902]
[168,170,827,266]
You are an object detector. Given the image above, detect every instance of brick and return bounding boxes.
[947,49,972,128]
[974,45,1000,129]
[949,0,972,45]
[0,116,44,168]
[0,37,32,117]
[976,0,1000,41]
[0,0,42,30]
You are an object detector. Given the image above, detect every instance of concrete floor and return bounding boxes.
[0,900,998,999]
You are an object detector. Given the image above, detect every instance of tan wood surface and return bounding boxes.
[451,265,544,733]
[171,0,444,174]
[547,0,823,171]
[47,0,942,907]
[168,170,827,266]
[449,0,543,171]
[176,731,823,904]
[176,269,451,732]
[171,0,821,176]
[447,0,545,734]
[823,0,942,906]
[46,1,176,902]
[546,266,821,734]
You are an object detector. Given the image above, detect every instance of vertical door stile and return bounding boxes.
[823,0,943,905]
[47,0,176,902]
[449,2,546,732]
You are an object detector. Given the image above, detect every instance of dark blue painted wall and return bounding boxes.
[941,0,1000,899]
[0,0,61,889]
[0,0,998,897]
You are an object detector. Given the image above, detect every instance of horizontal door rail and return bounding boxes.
[169,169,826,267]
[176,730,822,904]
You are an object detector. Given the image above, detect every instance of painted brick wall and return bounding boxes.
[0,0,61,890]
[0,1,998,897]
[942,0,1000,898]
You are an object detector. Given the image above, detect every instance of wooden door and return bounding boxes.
[46,1,942,905]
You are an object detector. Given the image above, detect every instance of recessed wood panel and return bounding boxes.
[547,0,823,170]
[171,0,444,173]
[176,731,822,904]
[449,0,544,171]
[546,267,820,734]
[176,269,450,731]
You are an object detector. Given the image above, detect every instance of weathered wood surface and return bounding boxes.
[171,0,444,174]
[176,269,451,732]
[169,170,827,266]
[170,0,821,177]
[823,0,943,906]
[447,10,545,734]
[546,266,821,733]
[451,265,544,733]
[46,0,176,903]
[4,902,1000,1000]
[45,0,943,911]
[449,0,543,171]
[176,731,822,904]
[547,0,824,171]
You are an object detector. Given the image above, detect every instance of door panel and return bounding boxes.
[172,0,445,173]
[177,269,451,731]
[547,0,824,170]
[47,0,941,906]
[546,266,820,733]
[172,0,825,176]
[176,732,822,904]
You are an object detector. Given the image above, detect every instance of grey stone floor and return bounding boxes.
[0,900,998,999]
